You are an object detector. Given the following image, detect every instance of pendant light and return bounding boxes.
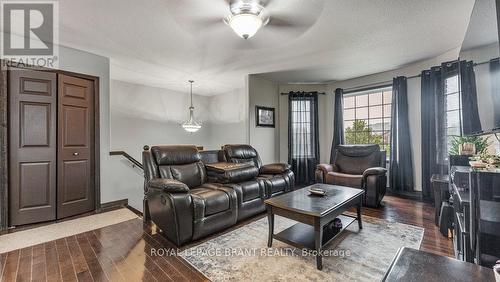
[182,80,202,133]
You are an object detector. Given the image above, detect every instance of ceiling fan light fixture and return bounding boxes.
[224,1,270,39]
[226,14,263,39]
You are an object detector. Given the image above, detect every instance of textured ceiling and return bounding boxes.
[58,0,475,95]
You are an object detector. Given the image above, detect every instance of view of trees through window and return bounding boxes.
[291,99,313,158]
[343,88,392,155]
[444,74,461,153]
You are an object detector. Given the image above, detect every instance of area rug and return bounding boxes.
[180,215,424,281]
[0,208,138,254]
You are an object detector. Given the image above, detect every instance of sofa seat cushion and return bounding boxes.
[326,172,363,188]
[189,187,230,216]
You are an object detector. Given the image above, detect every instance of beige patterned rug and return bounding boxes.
[0,208,138,254]
[180,215,424,281]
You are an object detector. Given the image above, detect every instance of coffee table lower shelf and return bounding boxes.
[273,214,356,250]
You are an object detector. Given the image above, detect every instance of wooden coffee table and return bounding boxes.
[264,184,364,270]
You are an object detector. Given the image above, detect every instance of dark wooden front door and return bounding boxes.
[57,74,95,218]
[9,69,57,225]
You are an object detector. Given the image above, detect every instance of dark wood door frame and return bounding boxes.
[0,61,101,231]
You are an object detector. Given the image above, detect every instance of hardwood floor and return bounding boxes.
[353,195,454,257]
[0,195,453,281]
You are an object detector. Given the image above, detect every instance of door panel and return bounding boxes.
[57,74,95,218]
[9,69,57,226]
[62,106,88,147]
[20,77,53,95]
[61,160,89,203]
[19,162,51,209]
[20,102,51,147]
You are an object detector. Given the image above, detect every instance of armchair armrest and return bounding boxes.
[147,178,189,193]
[316,164,334,174]
[259,163,291,174]
[362,167,387,178]
[362,167,387,208]
[315,164,340,184]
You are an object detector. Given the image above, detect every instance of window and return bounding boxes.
[343,87,392,154]
[444,74,462,152]
[291,99,313,158]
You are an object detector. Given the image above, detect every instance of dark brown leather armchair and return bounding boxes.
[315,144,387,207]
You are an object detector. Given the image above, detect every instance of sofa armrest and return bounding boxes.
[147,178,189,193]
[259,163,291,174]
[362,167,387,178]
[146,187,193,246]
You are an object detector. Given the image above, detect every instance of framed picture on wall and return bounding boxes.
[255,106,275,128]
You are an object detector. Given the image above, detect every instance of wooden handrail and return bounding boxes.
[110,151,143,170]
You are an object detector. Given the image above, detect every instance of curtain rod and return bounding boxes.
[280,91,326,95]
[342,57,497,93]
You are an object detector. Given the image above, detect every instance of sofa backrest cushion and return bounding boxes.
[223,144,262,168]
[199,150,226,164]
[150,145,206,188]
[334,144,381,175]
[152,145,201,165]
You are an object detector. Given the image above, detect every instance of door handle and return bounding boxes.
[73,152,79,156]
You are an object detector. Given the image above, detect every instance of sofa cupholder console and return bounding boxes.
[205,162,259,183]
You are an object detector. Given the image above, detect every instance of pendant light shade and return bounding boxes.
[182,80,202,133]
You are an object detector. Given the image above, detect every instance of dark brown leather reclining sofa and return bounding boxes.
[142,144,294,246]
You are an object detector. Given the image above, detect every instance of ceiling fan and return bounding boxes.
[165,0,324,48]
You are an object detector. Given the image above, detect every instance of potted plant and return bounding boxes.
[449,135,490,156]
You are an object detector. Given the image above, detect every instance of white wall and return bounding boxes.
[277,84,329,163]
[109,80,249,210]
[207,88,248,149]
[110,80,217,210]
[324,48,460,191]
[248,75,279,164]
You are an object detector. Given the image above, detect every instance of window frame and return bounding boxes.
[342,86,393,152]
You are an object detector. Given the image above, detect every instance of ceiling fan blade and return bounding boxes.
[192,18,224,29]
[267,16,309,28]
[259,0,272,7]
